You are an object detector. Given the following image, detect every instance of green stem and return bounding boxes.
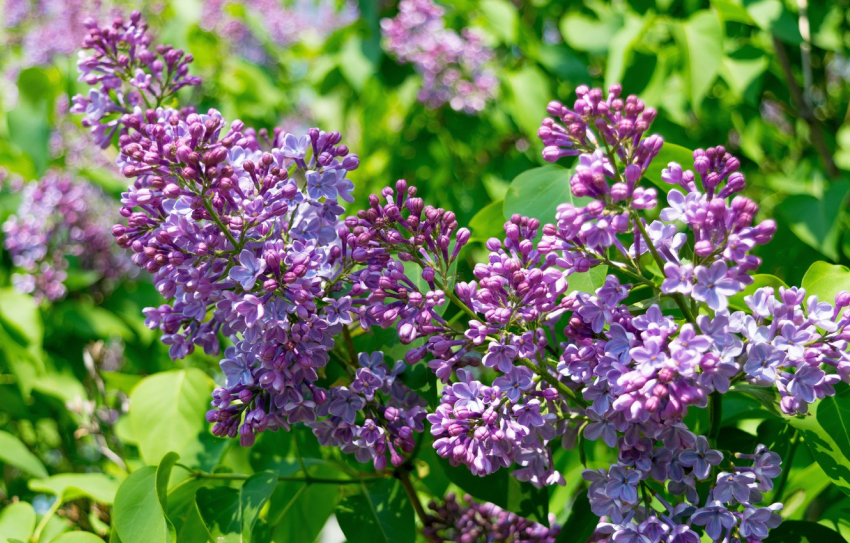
[31,496,62,542]
[708,391,722,442]
[771,429,799,501]
[631,212,700,328]
[185,468,380,485]
[517,359,587,407]
[200,193,240,250]
[397,467,430,526]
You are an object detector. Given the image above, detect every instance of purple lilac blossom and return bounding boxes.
[423,493,561,543]
[381,0,498,114]
[2,170,134,303]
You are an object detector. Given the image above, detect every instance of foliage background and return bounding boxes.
[1,0,850,541]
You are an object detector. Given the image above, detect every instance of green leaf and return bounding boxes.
[643,143,694,192]
[268,466,339,543]
[49,533,107,543]
[0,288,43,347]
[507,477,548,525]
[568,266,610,296]
[436,455,509,507]
[505,67,551,139]
[802,261,850,304]
[129,368,213,465]
[559,13,622,54]
[468,199,506,241]
[113,467,170,543]
[480,0,518,44]
[504,165,589,236]
[156,452,180,542]
[711,0,756,23]
[556,491,597,543]
[786,384,850,496]
[336,480,414,543]
[765,520,845,543]
[29,473,121,504]
[745,0,803,45]
[677,11,724,108]
[728,274,789,311]
[196,471,278,543]
[0,430,48,478]
[605,13,652,90]
[777,180,850,261]
[720,45,768,103]
[0,502,36,543]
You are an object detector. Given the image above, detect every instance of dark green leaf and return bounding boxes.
[777,181,850,261]
[336,480,415,543]
[765,520,845,543]
[507,477,548,525]
[196,471,278,543]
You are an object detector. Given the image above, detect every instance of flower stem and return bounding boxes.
[708,391,722,442]
[180,464,381,485]
[397,467,430,526]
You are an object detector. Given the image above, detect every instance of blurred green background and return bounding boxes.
[1,0,850,540]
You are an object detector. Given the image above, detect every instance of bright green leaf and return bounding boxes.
[336,480,414,543]
[0,502,36,543]
[728,274,789,311]
[786,384,850,496]
[129,368,213,465]
[643,143,694,192]
[745,0,803,45]
[29,473,121,505]
[49,532,107,543]
[678,11,724,108]
[802,261,850,304]
[504,165,589,237]
[0,288,43,347]
[469,199,505,241]
[568,266,610,296]
[480,0,518,44]
[559,13,622,54]
[506,67,551,139]
[113,467,170,543]
[0,430,48,478]
[605,14,652,90]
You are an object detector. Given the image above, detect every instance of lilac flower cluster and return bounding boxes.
[307,352,428,470]
[199,0,357,62]
[585,442,782,543]
[381,0,498,114]
[71,10,202,147]
[2,170,134,303]
[424,493,561,543]
[1,0,115,67]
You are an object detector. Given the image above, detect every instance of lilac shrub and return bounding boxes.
[381,0,498,114]
[74,14,850,543]
[2,170,134,303]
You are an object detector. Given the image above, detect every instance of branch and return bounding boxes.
[772,36,840,180]
[396,467,430,526]
[181,465,382,485]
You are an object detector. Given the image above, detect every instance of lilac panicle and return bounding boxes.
[381,0,498,114]
[3,170,134,303]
